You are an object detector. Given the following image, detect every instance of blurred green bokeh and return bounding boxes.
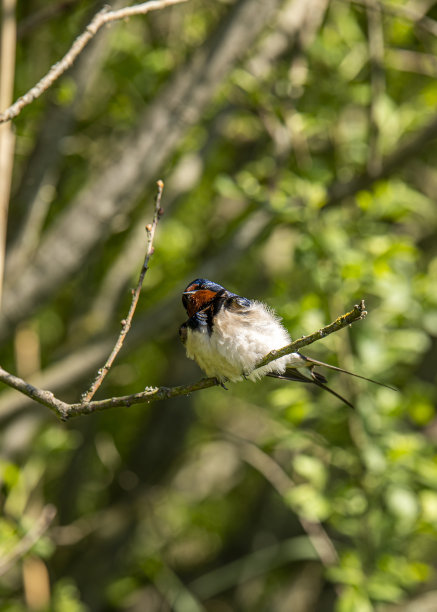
[1,0,437,610]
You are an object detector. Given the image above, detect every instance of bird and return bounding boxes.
[179,278,393,408]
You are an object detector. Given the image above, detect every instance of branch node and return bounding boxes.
[354,300,367,319]
[58,409,70,422]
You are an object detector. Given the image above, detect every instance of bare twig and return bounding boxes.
[82,180,164,402]
[0,209,279,419]
[0,301,367,420]
[0,0,189,124]
[0,504,57,576]
[0,0,16,306]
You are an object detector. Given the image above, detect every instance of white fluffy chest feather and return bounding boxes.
[184,301,304,382]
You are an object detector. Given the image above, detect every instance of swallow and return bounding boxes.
[179,279,394,408]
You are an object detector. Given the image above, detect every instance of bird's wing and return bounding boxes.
[224,295,252,313]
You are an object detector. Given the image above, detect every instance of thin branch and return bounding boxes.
[82,180,164,402]
[0,0,16,306]
[0,207,278,419]
[84,222,154,333]
[0,366,71,418]
[0,0,189,124]
[0,504,57,576]
[0,300,367,420]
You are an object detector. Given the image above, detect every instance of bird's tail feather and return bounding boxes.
[300,355,396,391]
[267,368,354,409]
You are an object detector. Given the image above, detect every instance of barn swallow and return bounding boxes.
[179,278,393,408]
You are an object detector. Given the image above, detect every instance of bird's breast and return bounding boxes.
[184,302,294,382]
[184,322,243,381]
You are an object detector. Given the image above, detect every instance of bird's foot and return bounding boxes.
[216,378,229,390]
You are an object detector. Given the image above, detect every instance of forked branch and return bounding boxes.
[0,301,367,420]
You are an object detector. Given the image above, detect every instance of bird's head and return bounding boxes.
[182,278,227,317]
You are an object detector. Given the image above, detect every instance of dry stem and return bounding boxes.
[0,0,17,306]
[0,0,189,124]
[82,180,164,402]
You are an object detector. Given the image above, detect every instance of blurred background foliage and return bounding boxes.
[1,0,437,610]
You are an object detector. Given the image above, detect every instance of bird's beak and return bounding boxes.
[183,290,197,295]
